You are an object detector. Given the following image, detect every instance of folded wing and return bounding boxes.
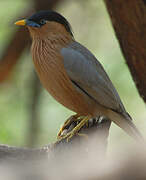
[61,41,126,114]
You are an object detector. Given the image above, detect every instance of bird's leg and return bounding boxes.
[57,114,81,139]
[58,115,92,142]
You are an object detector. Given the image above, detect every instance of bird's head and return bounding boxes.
[15,10,73,38]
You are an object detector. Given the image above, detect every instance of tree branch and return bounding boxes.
[104,0,146,102]
[0,117,111,160]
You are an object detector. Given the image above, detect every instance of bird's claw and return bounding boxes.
[57,128,88,142]
[57,114,82,138]
[62,131,76,142]
[57,115,92,142]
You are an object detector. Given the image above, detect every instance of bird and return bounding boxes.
[15,10,143,141]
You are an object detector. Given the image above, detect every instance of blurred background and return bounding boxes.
[0,0,145,149]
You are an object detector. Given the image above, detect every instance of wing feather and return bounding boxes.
[61,41,126,113]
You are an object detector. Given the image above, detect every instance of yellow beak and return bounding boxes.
[15,19,26,26]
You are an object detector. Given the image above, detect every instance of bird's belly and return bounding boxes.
[33,56,95,115]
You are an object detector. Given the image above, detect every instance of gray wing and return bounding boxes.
[61,41,126,114]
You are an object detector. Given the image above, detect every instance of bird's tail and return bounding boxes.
[107,109,144,141]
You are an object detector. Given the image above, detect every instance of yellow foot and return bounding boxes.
[57,114,81,139]
[58,115,92,142]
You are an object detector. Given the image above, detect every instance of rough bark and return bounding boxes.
[104,0,146,102]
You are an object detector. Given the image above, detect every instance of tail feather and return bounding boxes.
[107,109,143,141]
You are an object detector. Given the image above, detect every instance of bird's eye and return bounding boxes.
[40,19,46,25]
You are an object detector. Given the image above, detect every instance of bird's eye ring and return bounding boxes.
[40,19,46,25]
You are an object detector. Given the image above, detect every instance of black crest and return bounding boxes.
[28,10,73,36]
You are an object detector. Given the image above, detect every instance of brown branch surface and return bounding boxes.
[104,0,146,102]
